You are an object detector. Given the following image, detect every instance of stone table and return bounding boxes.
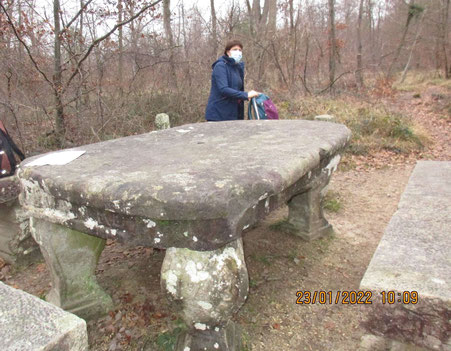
[18,120,351,351]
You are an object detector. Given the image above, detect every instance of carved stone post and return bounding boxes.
[155,113,171,130]
[286,167,334,241]
[30,218,113,320]
[161,239,248,351]
[0,176,41,266]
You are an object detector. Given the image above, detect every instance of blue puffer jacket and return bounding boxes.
[205,55,248,121]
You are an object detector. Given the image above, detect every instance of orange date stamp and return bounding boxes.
[295,290,419,305]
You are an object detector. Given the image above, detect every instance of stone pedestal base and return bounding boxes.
[30,218,113,320]
[0,176,41,266]
[161,239,248,351]
[286,170,333,241]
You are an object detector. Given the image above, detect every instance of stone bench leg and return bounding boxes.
[287,170,333,241]
[161,239,248,351]
[30,218,113,320]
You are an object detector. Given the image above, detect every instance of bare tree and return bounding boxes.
[0,0,162,145]
[441,0,450,78]
[400,9,426,83]
[53,0,64,142]
[118,0,124,94]
[356,0,365,87]
[163,0,177,88]
[387,1,424,79]
[210,0,218,56]
[328,0,336,89]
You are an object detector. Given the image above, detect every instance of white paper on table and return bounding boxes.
[24,150,86,167]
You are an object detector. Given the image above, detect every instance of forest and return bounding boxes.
[0,0,450,153]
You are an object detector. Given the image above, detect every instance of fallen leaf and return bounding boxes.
[36,263,47,272]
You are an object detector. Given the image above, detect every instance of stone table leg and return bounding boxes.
[286,170,333,241]
[30,217,113,320]
[161,239,249,351]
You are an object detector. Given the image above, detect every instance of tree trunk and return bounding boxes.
[328,0,336,90]
[386,0,417,79]
[118,0,124,94]
[210,0,218,56]
[181,2,191,86]
[400,10,426,83]
[442,0,450,78]
[245,0,255,35]
[356,0,364,87]
[267,0,277,37]
[163,0,177,89]
[53,0,65,145]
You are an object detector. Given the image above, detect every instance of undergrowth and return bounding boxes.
[277,96,429,155]
[393,71,451,92]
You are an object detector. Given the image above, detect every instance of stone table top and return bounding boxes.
[18,120,351,250]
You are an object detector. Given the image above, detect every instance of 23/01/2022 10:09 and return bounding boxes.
[295,290,419,305]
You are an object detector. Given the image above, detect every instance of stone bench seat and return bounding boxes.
[18,120,351,351]
[0,281,88,350]
[360,161,451,351]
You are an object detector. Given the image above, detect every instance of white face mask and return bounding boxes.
[230,50,242,63]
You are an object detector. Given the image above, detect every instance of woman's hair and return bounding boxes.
[224,40,243,55]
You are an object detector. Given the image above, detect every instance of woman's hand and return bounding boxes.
[247,90,260,99]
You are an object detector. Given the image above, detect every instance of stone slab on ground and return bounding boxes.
[0,281,88,351]
[360,160,451,350]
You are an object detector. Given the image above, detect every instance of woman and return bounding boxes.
[205,40,260,121]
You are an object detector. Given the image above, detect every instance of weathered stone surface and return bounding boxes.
[0,176,41,266]
[155,113,171,130]
[31,217,113,320]
[360,161,451,350]
[0,281,88,351]
[161,239,248,351]
[18,121,350,250]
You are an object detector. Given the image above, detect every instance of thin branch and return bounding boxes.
[0,100,25,148]
[62,0,94,31]
[64,0,162,91]
[316,69,365,95]
[0,2,55,90]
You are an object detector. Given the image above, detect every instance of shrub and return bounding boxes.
[273,95,428,155]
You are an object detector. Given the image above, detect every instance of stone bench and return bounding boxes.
[360,161,451,351]
[0,281,88,350]
[17,120,351,351]
[0,176,41,266]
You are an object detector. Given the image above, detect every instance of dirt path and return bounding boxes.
[2,85,449,351]
[239,162,414,351]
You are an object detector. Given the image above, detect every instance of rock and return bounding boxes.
[0,281,88,351]
[359,334,389,350]
[155,113,170,130]
[314,114,335,122]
